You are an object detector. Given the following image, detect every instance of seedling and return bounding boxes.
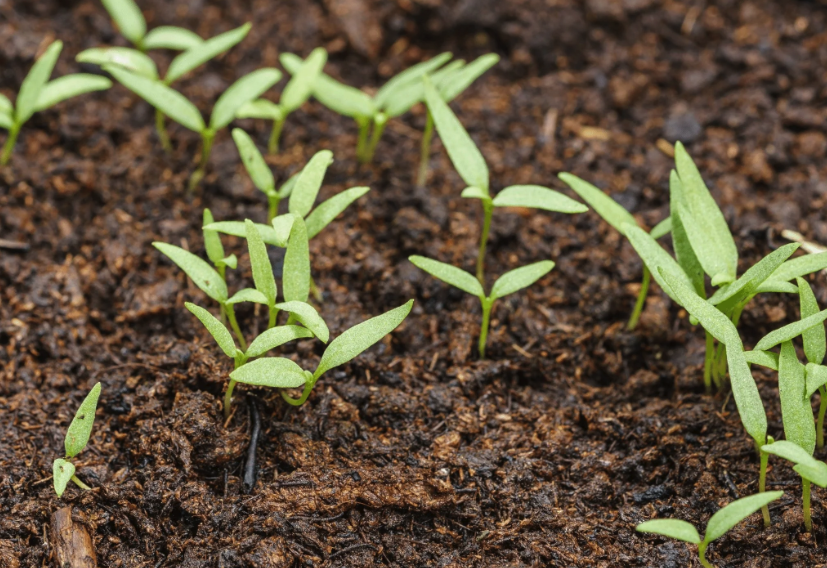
[100,0,204,52]
[235,48,327,154]
[409,77,585,358]
[203,208,237,321]
[761,440,827,532]
[78,23,252,153]
[795,277,827,449]
[53,383,102,498]
[1,40,111,165]
[636,490,783,568]
[230,300,413,406]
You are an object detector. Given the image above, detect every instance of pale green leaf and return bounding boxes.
[650,217,672,239]
[271,214,296,242]
[744,350,779,371]
[558,173,637,233]
[314,300,413,380]
[623,225,695,306]
[185,302,235,357]
[424,76,488,191]
[274,301,329,343]
[375,52,452,109]
[34,74,112,112]
[754,280,798,295]
[211,68,282,130]
[17,40,62,124]
[165,23,251,84]
[245,325,315,358]
[153,242,228,302]
[142,26,203,51]
[202,209,225,265]
[53,459,75,498]
[64,382,101,458]
[281,47,326,113]
[778,340,816,454]
[493,185,587,214]
[669,171,705,296]
[229,357,307,388]
[805,363,827,400]
[768,252,827,283]
[439,53,499,103]
[76,47,158,78]
[798,278,825,365]
[409,256,484,297]
[709,244,799,307]
[305,186,370,239]
[279,174,299,199]
[232,128,275,193]
[382,61,465,118]
[0,109,13,130]
[762,440,827,486]
[460,186,491,201]
[245,220,277,305]
[636,519,700,544]
[226,287,269,305]
[289,150,334,218]
[235,99,283,121]
[101,0,146,45]
[204,220,292,247]
[106,66,204,132]
[754,310,827,351]
[703,491,784,544]
[490,261,555,301]
[282,54,376,119]
[794,462,827,488]
[0,94,11,116]
[217,254,237,269]
[283,216,310,303]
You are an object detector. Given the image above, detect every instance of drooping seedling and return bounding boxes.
[410,77,586,358]
[100,0,204,52]
[53,383,102,498]
[78,23,252,155]
[636,491,783,568]
[1,40,112,166]
[235,48,327,154]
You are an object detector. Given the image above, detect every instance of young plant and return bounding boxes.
[409,77,585,358]
[1,40,112,165]
[636,490,783,568]
[100,0,204,52]
[796,277,827,449]
[761,440,827,532]
[235,48,327,154]
[280,51,456,163]
[103,61,280,190]
[78,23,251,153]
[53,383,102,498]
[230,300,413,406]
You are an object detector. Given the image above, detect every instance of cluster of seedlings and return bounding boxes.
[10,0,827,564]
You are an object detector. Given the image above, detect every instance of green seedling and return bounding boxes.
[409,77,585,358]
[796,277,827,449]
[203,208,237,321]
[636,490,783,568]
[762,440,827,532]
[281,51,456,163]
[236,48,327,154]
[1,40,111,165]
[100,0,204,52]
[230,300,413,406]
[53,383,102,498]
[78,23,251,154]
[560,173,671,330]
[103,60,279,190]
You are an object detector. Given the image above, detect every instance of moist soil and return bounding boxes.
[2,0,827,566]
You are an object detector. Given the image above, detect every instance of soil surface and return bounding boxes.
[3,0,827,566]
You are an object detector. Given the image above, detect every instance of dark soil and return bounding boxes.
[3,0,827,566]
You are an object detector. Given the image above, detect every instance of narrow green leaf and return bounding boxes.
[202,209,225,265]
[424,76,488,191]
[0,94,12,116]
[289,150,334,218]
[558,173,637,233]
[798,278,825,365]
[76,47,158,79]
[283,217,310,303]
[670,170,706,297]
[409,256,484,297]
[460,186,491,201]
[762,440,827,486]
[744,350,779,371]
[755,280,798,295]
[245,220,277,306]
[185,302,235,357]
[274,301,329,343]
[229,357,307,388]
[142,26,203,51]
[375,52,452,109]
[490,261,555,301]
[794,462,827,488]
[806,363,827,400]
[204,220,292,247]
[439,53,499,103]
[226,287,269,305]
[235,99,283,121]
[0,112,12,130]
[650,217,672,239]
[779,340,816,454]
[314,300,413,380]
[493,185,587,214]
[279,174,299,199]
[754,310,827,351]
[211,68,282,130]
[769,251,827,283]
[217,254,237,269]
[636,519,700,544]
[674,142,738,285]
[709,244,799,307]
[101,0,146,46]
[17,40,62,124]
[703,491,784,544]
[281,47,327,113]
[383,60,465,118]
[281,54,376,118]
[623,225,695,306]
[64,382,101,458]
[305,186,370,239]
[153,242,228,302]
[53,459,76,498]
[35,74,112,112]
[165,23,251,84]
[105,66,204,132]
[232,128,275,193]
[245,325,315,358]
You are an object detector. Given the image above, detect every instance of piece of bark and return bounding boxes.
[50,507,97,568]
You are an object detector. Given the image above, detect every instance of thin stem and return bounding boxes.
[188,129,215,192]
[759,449,770,527]
[224,303,247,352]
[1,122,21,166]
[218,265,227,324]
[703,332,714,393]
[267,194,280,223]
[155,109,172,154]
[713,342,727,390]
[268,117,285,155]
[281,381,314,406]
[416,111,435,186]
[309,276,323,303]
[479,298,493,359]
[268,306,277,329]
[362,114,387,164]
[627,267,650,331]
[70,475,91,491]
[803,478,812,532]
[818,387,827,450]
[355,117,370,162]
[224,379,237,420]
[698,542,712,568]
[476,201,494,285]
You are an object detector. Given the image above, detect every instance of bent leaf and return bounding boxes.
[762,440,827,486]
[806,363,827,400]
[283,216,310,303]
[289,150,334,218]
[493,185,587,214]
[798,278,825,365]
[53,459,76,498]
[142,26,203,51]
[211,68,282,131]
[165,23,251,84]
[153,242,228,302]
[305,186,370,239]
[275,301,329,343]
[744,350,779,371]
[18,40,62,124]
[409,256,484,297]
[636,519,700,544]
[769,251,827,283]
[34,74,112,112]
[558,173,636,233]
[778,340,816,454]
[77,47,158,79]
[186,303,235,358]
[490,261,555,301]
[245,220,277,306]
[227,288,269,305]
[229,357,307,388]
[64,382,101,458]
[246,325,315,358]
[281,47,327,113]
[754,310,827,351]
[703,491,784,544]
[232,128,275,193]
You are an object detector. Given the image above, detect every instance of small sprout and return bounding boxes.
[1,40,112,165]
[53,383,101,497]
[762,440,827,532]
[636,490,783,568]
[100,0,203,52]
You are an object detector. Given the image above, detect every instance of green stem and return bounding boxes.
[627,267,650,331]
[268,306,277,329]
[155,109,172,154]
[188,129,215,192]
[281,380,314,406]
[713,342,727,390]
[476,201,494,285]
[218,265,227,324]
[267,194,280,223]
[698,542,712,568]
[818,387,827,450]
[355,117,370,162]
[759,449,770,527]
[1,122,21,166]
[224,379,237,420]
[416,111,435,186]
[224,303,247,352]
[362,114,387,164]
[803,478,812,532]
[70,475,92,491]
[479,298,493,359]
[703,332,714,393]
[309,277,322,303]
[268,117,285,155]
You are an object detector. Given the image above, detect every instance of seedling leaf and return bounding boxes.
[185,303,235,358]
[769,251,827,283]
[409,256,484,297]
[490,261,555,301]
[439,53,500,102]
[153,242,228,302]
[245,220,277,305]
[32,74,110,112]
[754,310,827,351]
[289,150,334,218]
[203,209,225,265]
[235,99,283,121]
[245,325,315,358]
[558,173,636,233]
[709,244,799,307]
[779,340,816,454]
[275,301,329,343]
[232,128,275,193]
[101,0,146,46]
[461,186,491,201]
[17,40,62,124]
[806,363,827,400]
[227,288,269,305]
[650,217,672,239]
[53,459,76,498]
[375,52,452,109]
[624,225,694,305]
[77,47,158,78]
[281,48,327,113]
[636,519,701,544]
[281,54,376,118]
[204,220,292,247]
[305,186,370,239]
[229,357,307,388]
[704,491,784,543]
[283,216,310,302]
[142,26,203,51]
[744,350,779,371]
[165,23,251,84]
[798,278,825,365]
[211,68,281,130]
[64,382,101,458]
[0,94,11,116]
[755,280,798,295]
[493,185,587,214]
[762,440,827,486]
[669,171,705,296]
[0,111,12,130]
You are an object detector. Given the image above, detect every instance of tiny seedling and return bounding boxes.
[53,383,102,498]
[230,300,413,406]
[100,0,204,52]
[235,48,327,154]
[1,40,111,165]
[636,490,783,568]
[410,77,586,358]
[761,440,827,532]
[203,208,237,321]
